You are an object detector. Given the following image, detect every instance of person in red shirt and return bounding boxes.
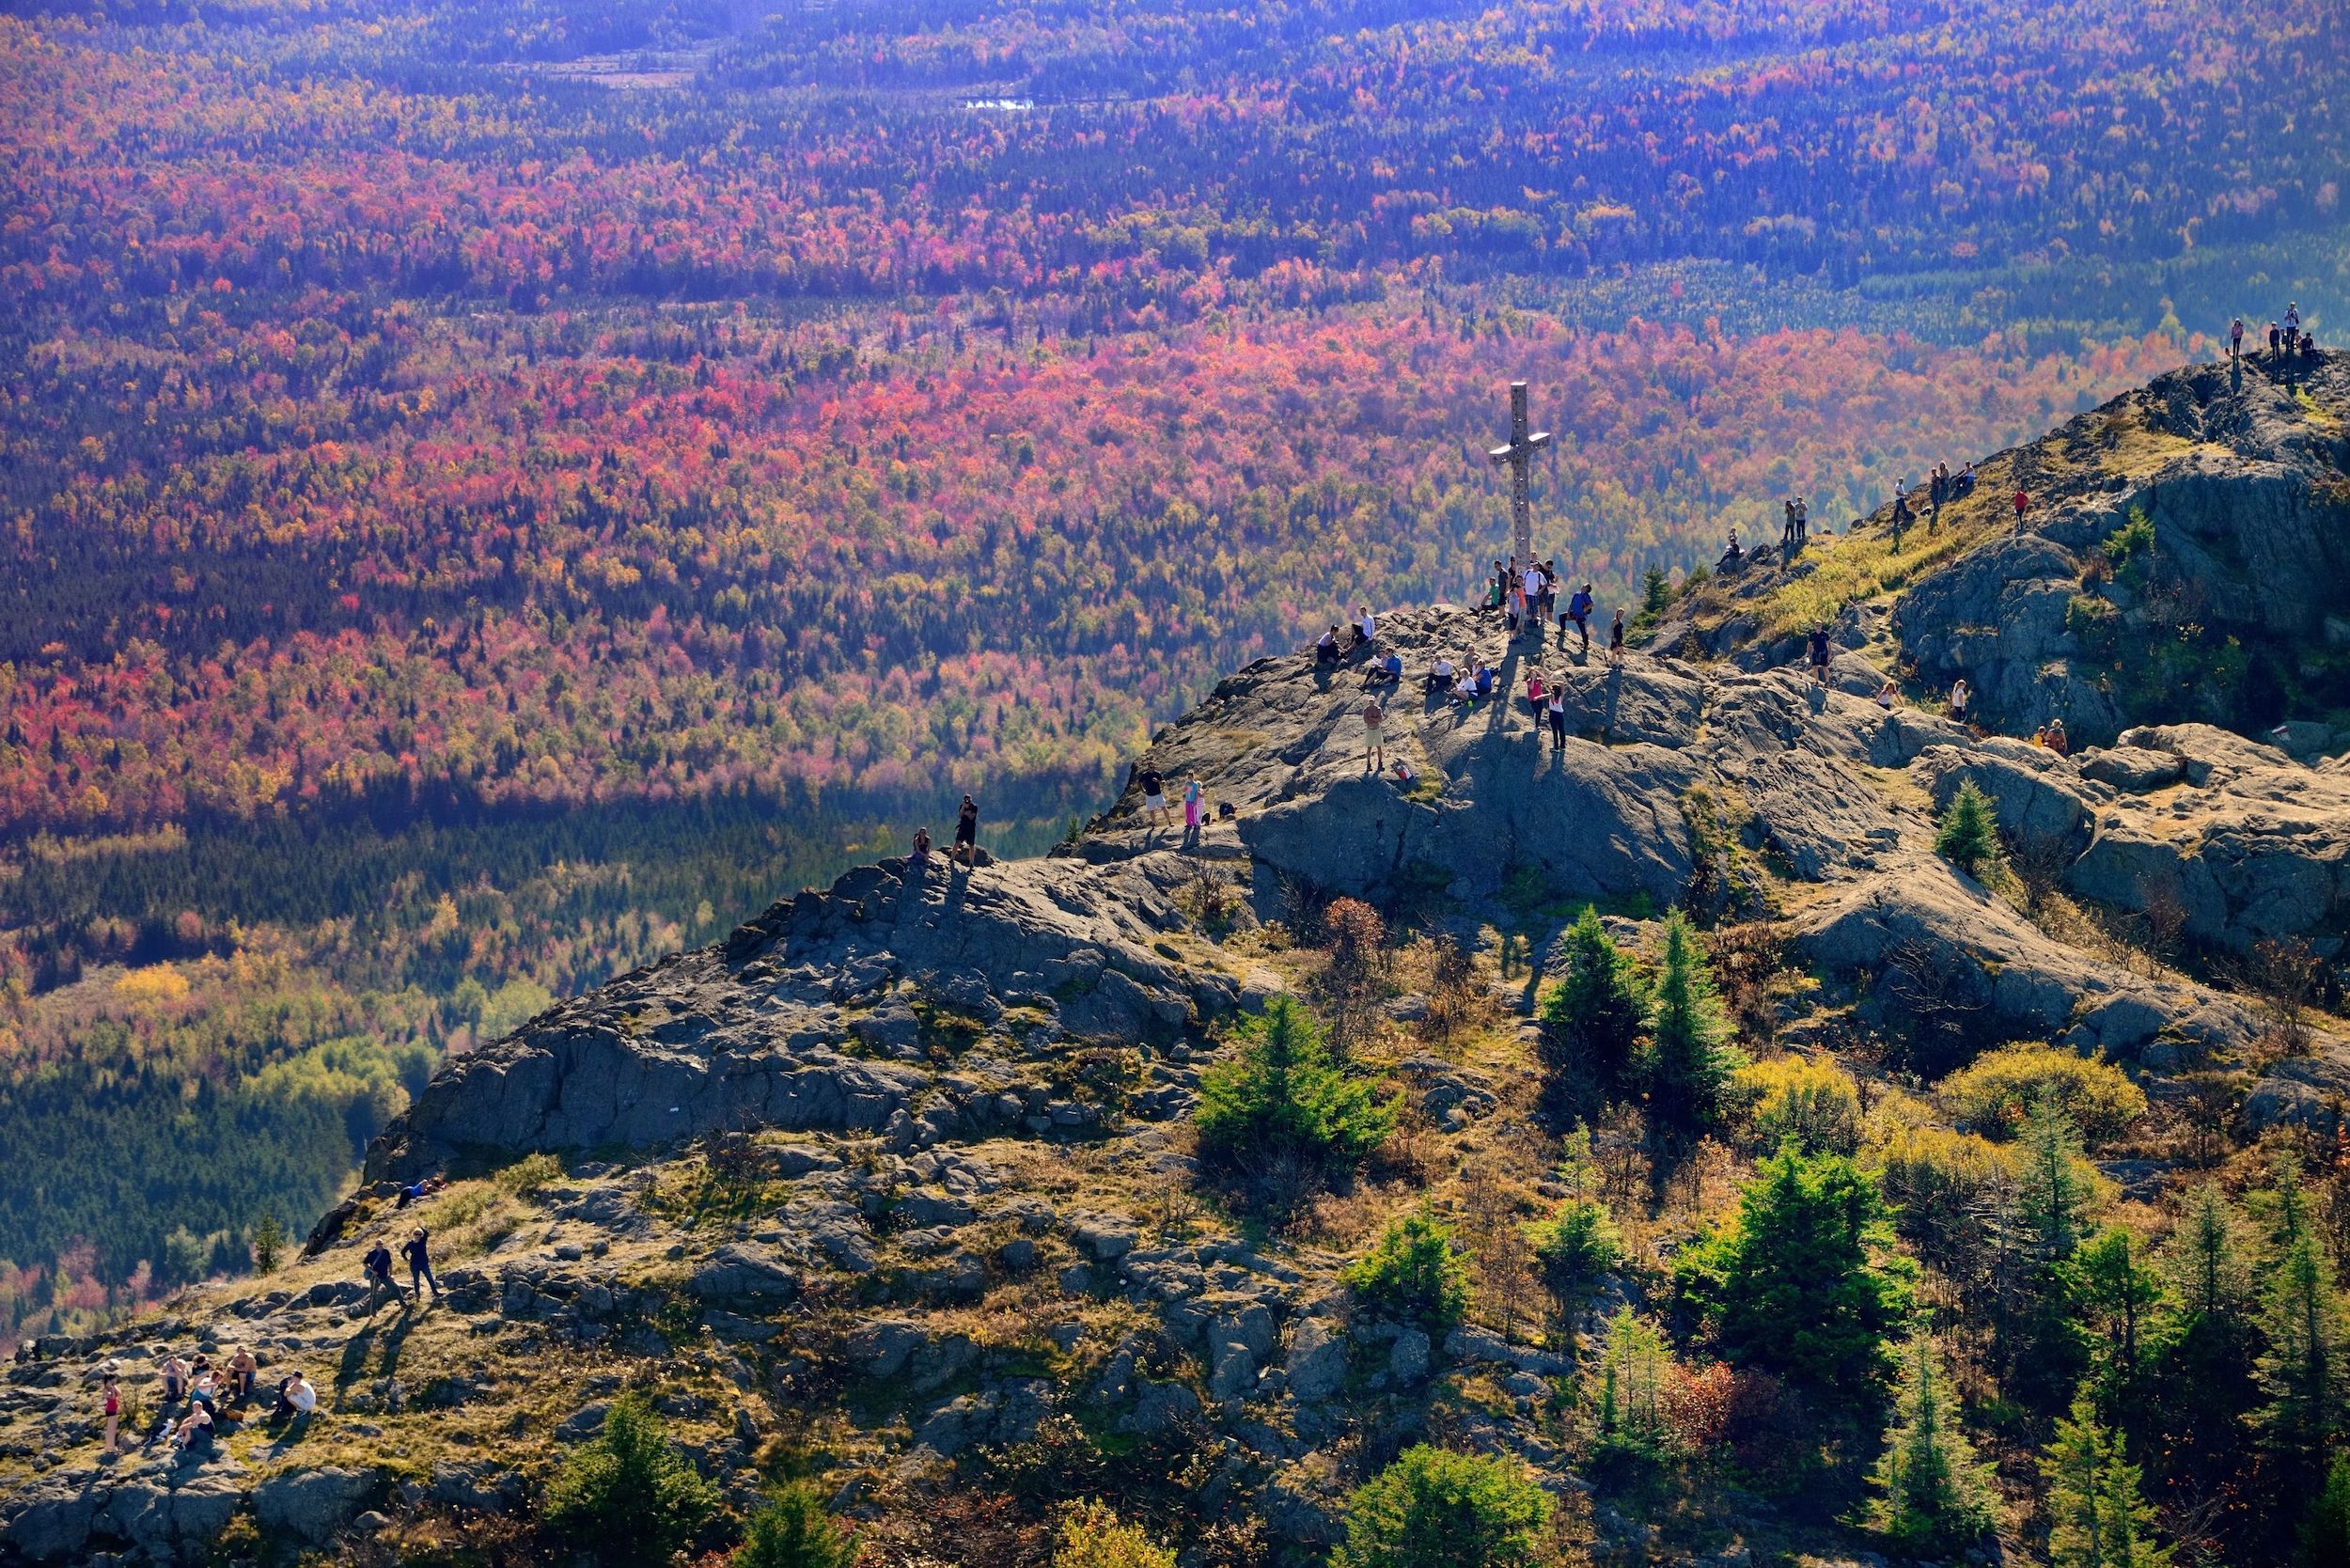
[2013,489,2029,530]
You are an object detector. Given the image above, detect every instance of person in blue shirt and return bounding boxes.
[1565,585,1594,652]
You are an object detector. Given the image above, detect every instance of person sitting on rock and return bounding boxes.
[227,1346,258,1405]
[1956,462,1976,497]
[270,1372,318,1423]
[1352,605,1377,648]
[1364,649,1402,687]
[1314,626,1341,665]
[1426,654,1455,693]
[2045,719,2069,756]
[174,1400,214,1455]
[1718,527,1742,569]
[1473,664,1496,701]
[186,1357,218,1419]
[1875,681,1898,711]
[910,826,932,866]
[160,1352,190,1407]
[1450,666,1477,703]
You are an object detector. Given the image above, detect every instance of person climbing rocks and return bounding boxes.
[2012,487,2029,531]
[402,1227,440,1303]
[1567,583,1594,652]
[1808,624,1832,685]
[1139,763,1172,829]
[1607,608,1626,666]
[364,1239,402,1312]
[1361,696,1386,772]
[954,794,979,866]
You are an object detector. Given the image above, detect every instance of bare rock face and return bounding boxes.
[367,854,1246,1181]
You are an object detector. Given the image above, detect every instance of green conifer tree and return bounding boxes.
[1537,906,1648,1111]
[2255,1226,2345,1488]
[1933,780,2001,879]
[2042,1391,2172,1568]
[735,1482,861,1568]
[1195,996,1394,1177]
[2063,1225,2166,1437]
[2302,1453,2350,1568]
[1644,909,1744,1133]
[1868,1335,1999,1556]
[1674,1147,1914,1405]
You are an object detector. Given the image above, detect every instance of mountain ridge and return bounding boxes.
[5,349,2350,1567]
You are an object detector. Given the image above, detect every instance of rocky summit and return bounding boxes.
[5,352,2350,1567]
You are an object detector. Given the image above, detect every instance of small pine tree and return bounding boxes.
[2255,1226,2345,1487]
[1195,996,1394,1177]
[1537,906,1648,1109]
[1528,1200,1621,1315]
[1333,1445,1554,1568]
[2302,1453,2350,1567]
[1675,1147,1914,1406]
[1590,1309,1674,1465]
[1346,1210,1473,1328]
[1934,780,2001,878]
[250,1214,285,1275]
[736,1482,861,1568]
[1050,1499,1177,1568]
[1869,1336,1999,1556]
[1645,909,1744,1132]
[2018,1092,2087,1266]
[2151,1182,2260,1496]
[2042,1391,2171,1568]
[545,1393,721,1566]
[2062,1225,2165,1435]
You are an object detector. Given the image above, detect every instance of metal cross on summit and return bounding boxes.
[1487,380,1551,568]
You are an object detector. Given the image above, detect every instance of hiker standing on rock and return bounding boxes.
[403,1227,440,1303]
[102,1372,121,1455]
[1795,495,1809,541]
[1139,763,1172,830]
[1567,583,1594,653]
[954,794,979,865]
[1607,608,1626,666]
[1809,625,1833,686]
[1782,497,1797,546]
[1183,776,1204,844]
[1949,679,1971,724]
[1361,697,1386,773]
[2012,487,2029,531]
[2232,318,2245,360]
[365,1239,402,1311]
[1545,684,1567,749]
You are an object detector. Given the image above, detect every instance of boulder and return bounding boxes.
[254,1466,375,1544]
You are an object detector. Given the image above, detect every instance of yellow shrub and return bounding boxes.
[1937,1044,2147,1143]
[1734,1054,1861,1154]
[1052,1501,1177,1568]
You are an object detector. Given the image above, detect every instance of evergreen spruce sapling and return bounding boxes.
[2042,1391,2171,1568]
[1867,1336,1999,1556]
[736,1482,861,1568]
[2151,1182,2260,1493]
[1644,909,1745,1133]
[1537,907,1648,1109]
[1332,1445,1555,1568]
[1674,1147,1914,1406]
[1195,996,1394,1178]
[2063,1225,2166,1437]
[545,1392,721,1566]
[1346,1210,1473,1329]
[2255,1225,2345,1488]
[1934,780,2001,879]
[2303,1453,2350,1568]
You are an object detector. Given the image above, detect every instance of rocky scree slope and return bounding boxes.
[5,355,2350,1565]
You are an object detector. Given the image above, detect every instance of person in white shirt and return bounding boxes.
[1949,678,1971,722]
[1427,654,1455,693]
[1353,605,1377,647]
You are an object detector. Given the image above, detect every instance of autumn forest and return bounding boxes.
[1,0,2342,1341]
